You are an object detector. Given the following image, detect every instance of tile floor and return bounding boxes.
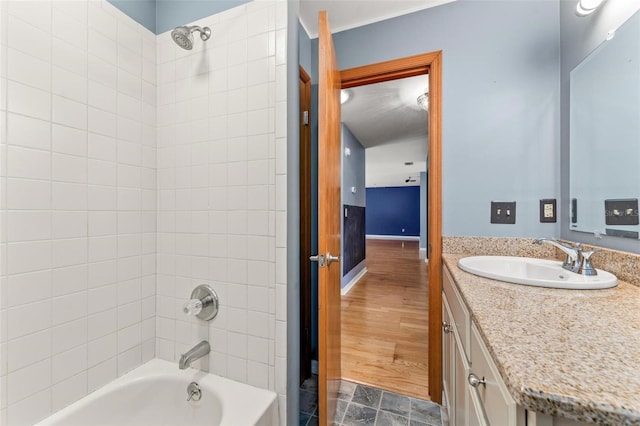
[299,375,444,426]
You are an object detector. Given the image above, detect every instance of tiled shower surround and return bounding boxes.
[0,1,289,424]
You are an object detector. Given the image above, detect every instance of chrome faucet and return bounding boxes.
[533,238,600,276]
[179,341,210,370]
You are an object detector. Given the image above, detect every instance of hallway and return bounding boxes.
[341,239,430,400]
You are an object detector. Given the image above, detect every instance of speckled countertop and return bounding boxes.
[443,254,640,425]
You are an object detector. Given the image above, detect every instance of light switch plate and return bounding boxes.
[605,198,639,225]
[491,201,516,224]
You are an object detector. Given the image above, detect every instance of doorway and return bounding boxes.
[303,43,443,423]
[337,52,443,404]
[340,73,430,400]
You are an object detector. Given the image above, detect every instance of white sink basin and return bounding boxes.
[457,256,618,290]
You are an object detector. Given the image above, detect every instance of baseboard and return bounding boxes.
[341,267,367,296]
[366,234,420,241]
[311,359,318,375]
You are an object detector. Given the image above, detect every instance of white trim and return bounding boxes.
[419,247,427,259]
[366,234,420,241]
[341,267,367,296]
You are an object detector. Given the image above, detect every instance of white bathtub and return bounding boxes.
[35,359,278,426]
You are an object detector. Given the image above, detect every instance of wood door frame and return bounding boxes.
[339,51,443,403]
[299,66,312,384]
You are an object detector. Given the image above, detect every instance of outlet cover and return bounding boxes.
[491,201,516,224]
[540,199,557,223]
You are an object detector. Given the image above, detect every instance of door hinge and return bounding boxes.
[303,110,309,126]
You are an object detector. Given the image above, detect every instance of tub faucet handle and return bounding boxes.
[183,299,203,316]
[183,284,219,321]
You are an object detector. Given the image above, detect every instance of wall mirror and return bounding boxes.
[570,8,640,239]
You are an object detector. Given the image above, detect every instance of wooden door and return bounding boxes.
[299,66,312,384]
[317,10,342,425]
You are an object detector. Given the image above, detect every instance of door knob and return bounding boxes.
[310,254,325,267]
[326,253,339,265]
[468,373,486,388]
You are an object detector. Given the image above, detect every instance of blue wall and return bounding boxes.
[341,124,366,207]
[156,0,251,34]
[366,186,420,237]
[106,0,252,34]
[311,0,561,238]
[299,23,312,76]
[341,124,366,285]
[107,0,157,33]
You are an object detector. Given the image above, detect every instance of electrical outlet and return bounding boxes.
[540,199,557,223]
[490,201,516,224]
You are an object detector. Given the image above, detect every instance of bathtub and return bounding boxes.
[36,359,278,426]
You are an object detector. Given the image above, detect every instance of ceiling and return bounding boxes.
[342,75,429,188]
[299,0,456,38]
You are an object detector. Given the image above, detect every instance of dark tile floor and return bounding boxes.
[300,375,319,426]
[299,375,444,426]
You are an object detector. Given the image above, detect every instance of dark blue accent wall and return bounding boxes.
[366,186,420,236]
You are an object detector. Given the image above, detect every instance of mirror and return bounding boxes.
[570,9,640,239]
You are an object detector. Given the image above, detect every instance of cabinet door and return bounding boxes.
[470,323,519,425]
[468,385,489,426]
[453,330,468,426]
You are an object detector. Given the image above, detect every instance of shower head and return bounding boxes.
[171,25,211,50]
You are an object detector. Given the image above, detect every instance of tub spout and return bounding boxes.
[179,341,210,370]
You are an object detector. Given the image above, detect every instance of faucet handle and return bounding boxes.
[183,299,204,316]
[581,248,600,258]
[578,248,601,276]
[184,285,219,321]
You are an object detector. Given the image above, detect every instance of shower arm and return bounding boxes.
[188,25,211,41]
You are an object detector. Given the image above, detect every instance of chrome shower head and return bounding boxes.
[171,25,211,50]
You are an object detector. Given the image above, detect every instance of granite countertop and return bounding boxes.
[443,254,640,425]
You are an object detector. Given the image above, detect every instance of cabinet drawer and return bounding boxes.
[443,266,470,359]
[470,323,518,425]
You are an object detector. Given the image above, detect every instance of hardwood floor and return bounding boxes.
[341,239,430,400]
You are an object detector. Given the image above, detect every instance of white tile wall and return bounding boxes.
[0,0,157,424]
[1,0,287,424]
[154,1,287,424]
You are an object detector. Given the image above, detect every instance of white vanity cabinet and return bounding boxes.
[443,266,597,426]
[442,267,524,426]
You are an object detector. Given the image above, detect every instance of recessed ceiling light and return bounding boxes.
[576,0,605,16]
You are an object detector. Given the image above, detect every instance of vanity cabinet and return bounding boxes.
[443,266,598,426]
[443,267,523,426]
